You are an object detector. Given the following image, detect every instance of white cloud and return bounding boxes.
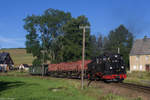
[0,35,25,48]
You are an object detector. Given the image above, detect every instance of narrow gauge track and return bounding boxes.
[45,75,150,94]
[28,73,150,94]
[110,82,150,94]
[46,75,150,94]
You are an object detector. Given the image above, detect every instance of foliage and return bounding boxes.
[89,34,103,58]
[24,8,93,64]
[89,35,98,58]
[58,16,91,62]
[24,8,71,65]
[24,8,133,67]
[103,25,134,66]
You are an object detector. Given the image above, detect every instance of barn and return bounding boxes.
[130,37,150,72]
[19,64,30,71]
[0,52,14,72]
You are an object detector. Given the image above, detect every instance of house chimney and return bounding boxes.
[143,35,147,41]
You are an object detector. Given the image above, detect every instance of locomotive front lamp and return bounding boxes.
[121,66,124,69]
[110,67,113,69]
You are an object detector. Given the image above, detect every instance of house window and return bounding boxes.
[136,56,139,61]
[133,65,136,70]
[140,65,143,70]
[146,64,150,72]
[146,56,149,61]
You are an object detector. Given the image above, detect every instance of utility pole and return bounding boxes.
[42,32,45,77]
[79,25,90,90]
[0,45,1,53]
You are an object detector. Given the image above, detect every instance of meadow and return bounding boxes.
[0,48,149,100]
[125,71,150,86]
[0,72,137,100]
[0,48,34,66]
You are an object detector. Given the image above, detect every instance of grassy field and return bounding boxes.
[125,71,150,86]
[0,72,138,100]
[0,48,34,66]
[0,49,148,99]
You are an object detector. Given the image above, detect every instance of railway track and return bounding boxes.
[85,79,150,94]
[111,82,150,93]
[46,75,150,94]
[25,73,150,94]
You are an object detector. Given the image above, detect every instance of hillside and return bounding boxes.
[0,48,34,66]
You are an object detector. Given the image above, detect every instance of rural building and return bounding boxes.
[0,52,14,71]
[130,38,150,72]
[19,64,30,71]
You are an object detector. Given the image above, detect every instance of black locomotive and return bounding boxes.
[87,53,126,82]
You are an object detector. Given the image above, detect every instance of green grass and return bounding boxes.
[0,48,34,66]
[125,71,150,86]
[0,75,94,100]
[0,73,137,100]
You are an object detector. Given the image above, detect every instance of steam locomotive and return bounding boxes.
[87,53,126,82]
[29,53,127,82]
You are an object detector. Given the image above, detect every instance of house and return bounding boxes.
[130,38,150,72]
[0,52,14,72]
[19,64,30,71]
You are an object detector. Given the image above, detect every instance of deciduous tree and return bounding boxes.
[24,8,71,65]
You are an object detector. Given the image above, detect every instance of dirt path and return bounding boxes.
[86,80,150,100]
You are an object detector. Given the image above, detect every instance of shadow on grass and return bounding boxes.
[0,81,25,94]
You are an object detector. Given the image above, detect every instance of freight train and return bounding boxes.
[29,53,126,82]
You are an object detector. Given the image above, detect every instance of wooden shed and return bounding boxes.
[0,52,14,72]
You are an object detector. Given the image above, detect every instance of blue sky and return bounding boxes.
[0,0,150,48]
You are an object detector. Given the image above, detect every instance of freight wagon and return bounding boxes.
[29,53,127,82]
[29,64,48,75]
[48,60,91,78]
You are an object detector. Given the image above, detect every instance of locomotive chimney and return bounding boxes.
[118,48,120,54]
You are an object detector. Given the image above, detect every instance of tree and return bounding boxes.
[104,25,134,66]
[103,36,109,51]
[89,35,98,58]
[89,34,104,58]
[24,8,71,65]
[60,16,92,62]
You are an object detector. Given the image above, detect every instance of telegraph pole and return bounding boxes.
[79,25,90,90]
[42,32,45,77]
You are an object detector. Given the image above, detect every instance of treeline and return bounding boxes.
[90,25,134,66]
[24,8,133,67]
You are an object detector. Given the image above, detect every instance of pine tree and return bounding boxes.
[104,25,134,66]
